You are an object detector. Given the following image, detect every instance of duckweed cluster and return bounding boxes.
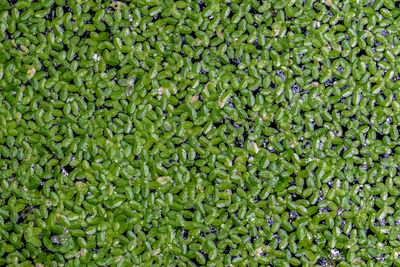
[2,0,400,266]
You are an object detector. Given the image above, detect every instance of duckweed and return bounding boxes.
[1,0,400,266]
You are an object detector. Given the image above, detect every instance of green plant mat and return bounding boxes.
[0,0,400,266]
